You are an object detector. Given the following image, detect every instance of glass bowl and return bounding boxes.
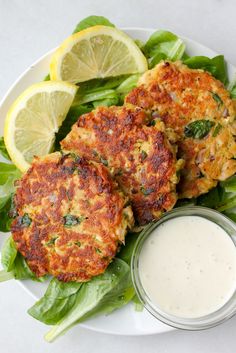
[131,206,236,330]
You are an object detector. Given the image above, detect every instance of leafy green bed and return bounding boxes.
[0,16,236,341]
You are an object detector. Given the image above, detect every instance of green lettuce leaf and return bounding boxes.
[0,162,20,185]
[196,187,222,208]
[132,294,143,311]
[220,175,236,193]
[13,252,43,280]
[116,74,140,99]
[0,198,13,232]
[230,85,236,98]
[143,30,185,68]
[76,89,118,105]
[175,198,197,208]
[73,16,115,34]
[55,104,92,148]
[73,76,130,103]
[92,96,119,108]
[196,181,236,214]
[1,236,17,271]
[0,162,21,232]
[117,232,139,265]
[0,137,10,160]
[55,74,140,146]
[216,195,236,213]
[73,74,140,106]
[0,236,46,282]
[44,258,134,342]
[28,278,82,325]
[184,55,228,85]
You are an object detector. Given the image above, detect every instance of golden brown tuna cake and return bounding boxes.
[11,152,134,282]
[125,60,236,198]
[61,106,183,225]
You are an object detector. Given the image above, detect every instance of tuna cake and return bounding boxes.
[11,152,134,282]
[61,106,183,225]
[125,61,236,198]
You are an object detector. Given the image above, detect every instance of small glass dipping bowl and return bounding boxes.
[131,206,236,330]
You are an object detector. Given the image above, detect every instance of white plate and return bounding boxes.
[0,27,235,336]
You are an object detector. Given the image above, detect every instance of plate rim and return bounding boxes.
[1,26,235,337]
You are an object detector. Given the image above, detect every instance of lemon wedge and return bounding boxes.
[50,26,148,83]
[4,81,77,172]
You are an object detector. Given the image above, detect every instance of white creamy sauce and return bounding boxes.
[139,216,236,318]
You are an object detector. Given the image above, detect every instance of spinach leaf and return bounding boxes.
[140,187,155,196]
[78,263,134,322]
[118,232,139,265]
[116,74,140,98]
[211,92,223,106]
[100,157,108,166]
[132,294,143,311]
[10,252,46,281]
[44,258,134,342]
[55,74,139,146]
[13,252,43,280]
[220,175,236,193]
[0,162,21,232]
[175,198,197,208]
[196,182,236,213]
[184,120,215,139]
[0,137,10,160]
[197,187,222,208]
[92,96,119,108]
[0,198,13,232]
[73,16,115,34]
[148,53,167,69]
[230,85,236,99]
[18,213,32,227]
[55,105,92,148]
[116,74,140,93]
[212,123,222,137]
[76,89,118,105]
[28,278,82,325]
[0,162,20,185]
[73,75,131,105]
[134,39,145,51]
[184,55,228,85]
[216,195,236,212]
[44,74,50,81]
[117,232,146,311]
[0,236,45,282]
[63,214,83,227]
[143,30,185,68]
[1,236,17,271]
[73,75,139,106]
[77,75,127,94]
[223,212,236,223]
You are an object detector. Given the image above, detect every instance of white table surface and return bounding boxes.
[0,0,236,352]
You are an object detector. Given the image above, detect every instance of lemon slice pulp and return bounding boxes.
[50,26,148,83]
[4,81,77,171]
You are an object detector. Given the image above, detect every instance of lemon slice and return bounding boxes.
[50,26,148,83]
[4,81,77,172]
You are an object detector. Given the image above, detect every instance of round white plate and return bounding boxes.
[0,27,235,336]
